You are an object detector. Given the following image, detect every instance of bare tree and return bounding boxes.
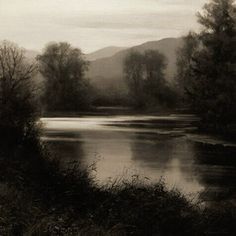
[0,41,38,141]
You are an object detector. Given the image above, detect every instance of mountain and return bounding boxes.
[86,38,183,89]
[85,46,127,61]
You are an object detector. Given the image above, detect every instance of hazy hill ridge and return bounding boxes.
[85,46,127,61]
[86,38,183,88]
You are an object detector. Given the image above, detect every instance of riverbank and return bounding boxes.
[0,141,235,235]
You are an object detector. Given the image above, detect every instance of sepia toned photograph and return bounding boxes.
[0,0,236,235]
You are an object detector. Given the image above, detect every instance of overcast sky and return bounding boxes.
[0,0,206,53]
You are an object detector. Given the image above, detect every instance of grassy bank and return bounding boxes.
[0,141,235,236]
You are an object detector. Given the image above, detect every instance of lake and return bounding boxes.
[41,114,236,202]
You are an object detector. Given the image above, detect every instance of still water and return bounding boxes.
[41,115,236,202]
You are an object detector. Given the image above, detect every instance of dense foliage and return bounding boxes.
[176,0,236,130]
[38,42,91,112]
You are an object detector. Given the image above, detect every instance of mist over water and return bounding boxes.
[42,115,236,202]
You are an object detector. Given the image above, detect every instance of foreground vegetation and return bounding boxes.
[0,140,235,236]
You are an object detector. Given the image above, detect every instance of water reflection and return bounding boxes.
[191,143,236,201]
[42,115,236,202]
[130,133,204,195]
[45,132,85,163]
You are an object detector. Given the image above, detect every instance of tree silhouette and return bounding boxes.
[0,41,38,143]
[124,50,175,108]
[38,42,90,112]
[176,0,236,130]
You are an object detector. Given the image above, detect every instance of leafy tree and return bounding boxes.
[124,51,145,107]
[124,50,173,108]
[0,41,38,143]
[176,0,236,130]
[38,42,90,112]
